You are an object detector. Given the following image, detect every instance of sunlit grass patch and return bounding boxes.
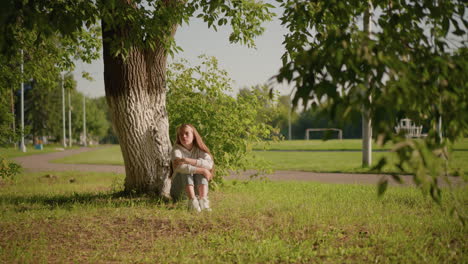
[1,143,103,159]
[252,138,468,151]
[1,171,466,263]
[253,139,391,151]
[51,145,123,165]
[1,145,66,159]
[49,141,468,177]
[252,151,468,175]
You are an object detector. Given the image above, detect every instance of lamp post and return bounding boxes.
[288,86,296,140]
[62,73,67,148]
[83,94,87,146]
[68,86,72,147]
[20,49,26,152]
[77,67,100,147]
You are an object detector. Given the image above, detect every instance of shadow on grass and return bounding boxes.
[254,149,390,152]
[0,191,175,212]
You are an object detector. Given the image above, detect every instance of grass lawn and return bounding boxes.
[253,138,468,151]
[0,171,466,263]
[253,139,391,151]
[253,151,468,176]
[51,144,468,176]
[51,145,124,166]
[1,144,83,159]
[1,145,61,159]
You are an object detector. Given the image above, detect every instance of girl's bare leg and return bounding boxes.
[197,184,206,198]
[185,185,196,199]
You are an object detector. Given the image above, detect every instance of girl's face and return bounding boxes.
[179,126,194,150]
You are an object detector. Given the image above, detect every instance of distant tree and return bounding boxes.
[8,70,112,146]
[0,10,100,146]
[0,52,20,146]
[24,79,59,142]
[91,97,118,144]
[0,87,18,146]
[237,84,280,137]
[80,96,111,143]
[269,95,299,139]
[21,73,71,142]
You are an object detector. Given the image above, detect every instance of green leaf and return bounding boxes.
[390,174,403,184]
[442,17,449,36]
[371,157,387,172]
[377,178,388,197]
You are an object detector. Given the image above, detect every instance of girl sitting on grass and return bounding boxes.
[171,124,214,212]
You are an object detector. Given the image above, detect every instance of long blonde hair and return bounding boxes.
[176,124,214,173]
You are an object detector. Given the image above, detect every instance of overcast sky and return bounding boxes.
[74,8,292,98]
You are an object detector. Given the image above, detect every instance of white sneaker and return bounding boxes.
[199,197,212,212]
[188,198,201,212]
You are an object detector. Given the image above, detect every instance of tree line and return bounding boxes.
[239,85,364,140]
[2,69,364,149]
[2,60,449,148]
[1,73,114,147]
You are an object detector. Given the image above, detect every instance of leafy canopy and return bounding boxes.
[1,0,274,59]
[276,0,467,206]
[0,0,275,145]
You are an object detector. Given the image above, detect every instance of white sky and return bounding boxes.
[74,9,292,98]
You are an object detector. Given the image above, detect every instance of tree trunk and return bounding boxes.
[102,23,173,196]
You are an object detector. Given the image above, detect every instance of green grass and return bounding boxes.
[452,138,468,150]
[50,145,124,166]
[51,144,468,175]
[253,138,468,151]
[0,171,466,263]
[1,145,61,159]
[253,151,468,175]
[0,144,83,159]
[253,139,390,151]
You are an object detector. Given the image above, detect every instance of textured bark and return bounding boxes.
[102,21,174,196]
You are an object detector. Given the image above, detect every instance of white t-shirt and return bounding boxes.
[171,144,213,176]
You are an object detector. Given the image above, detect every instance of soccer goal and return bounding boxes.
[305,128,343,140]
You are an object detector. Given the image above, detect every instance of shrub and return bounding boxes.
[167,56,275,185]
[0,156,22,180]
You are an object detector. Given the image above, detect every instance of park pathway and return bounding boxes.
[13,147,460,186]
[13,147,125,174]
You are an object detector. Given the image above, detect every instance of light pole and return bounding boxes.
[437,113,442,140]
[83,94,87,146]
[62,73,67,148]
[76,66,99,147]
[288,86,296,140]
[68,85,72,147]
[20,49,26,152]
